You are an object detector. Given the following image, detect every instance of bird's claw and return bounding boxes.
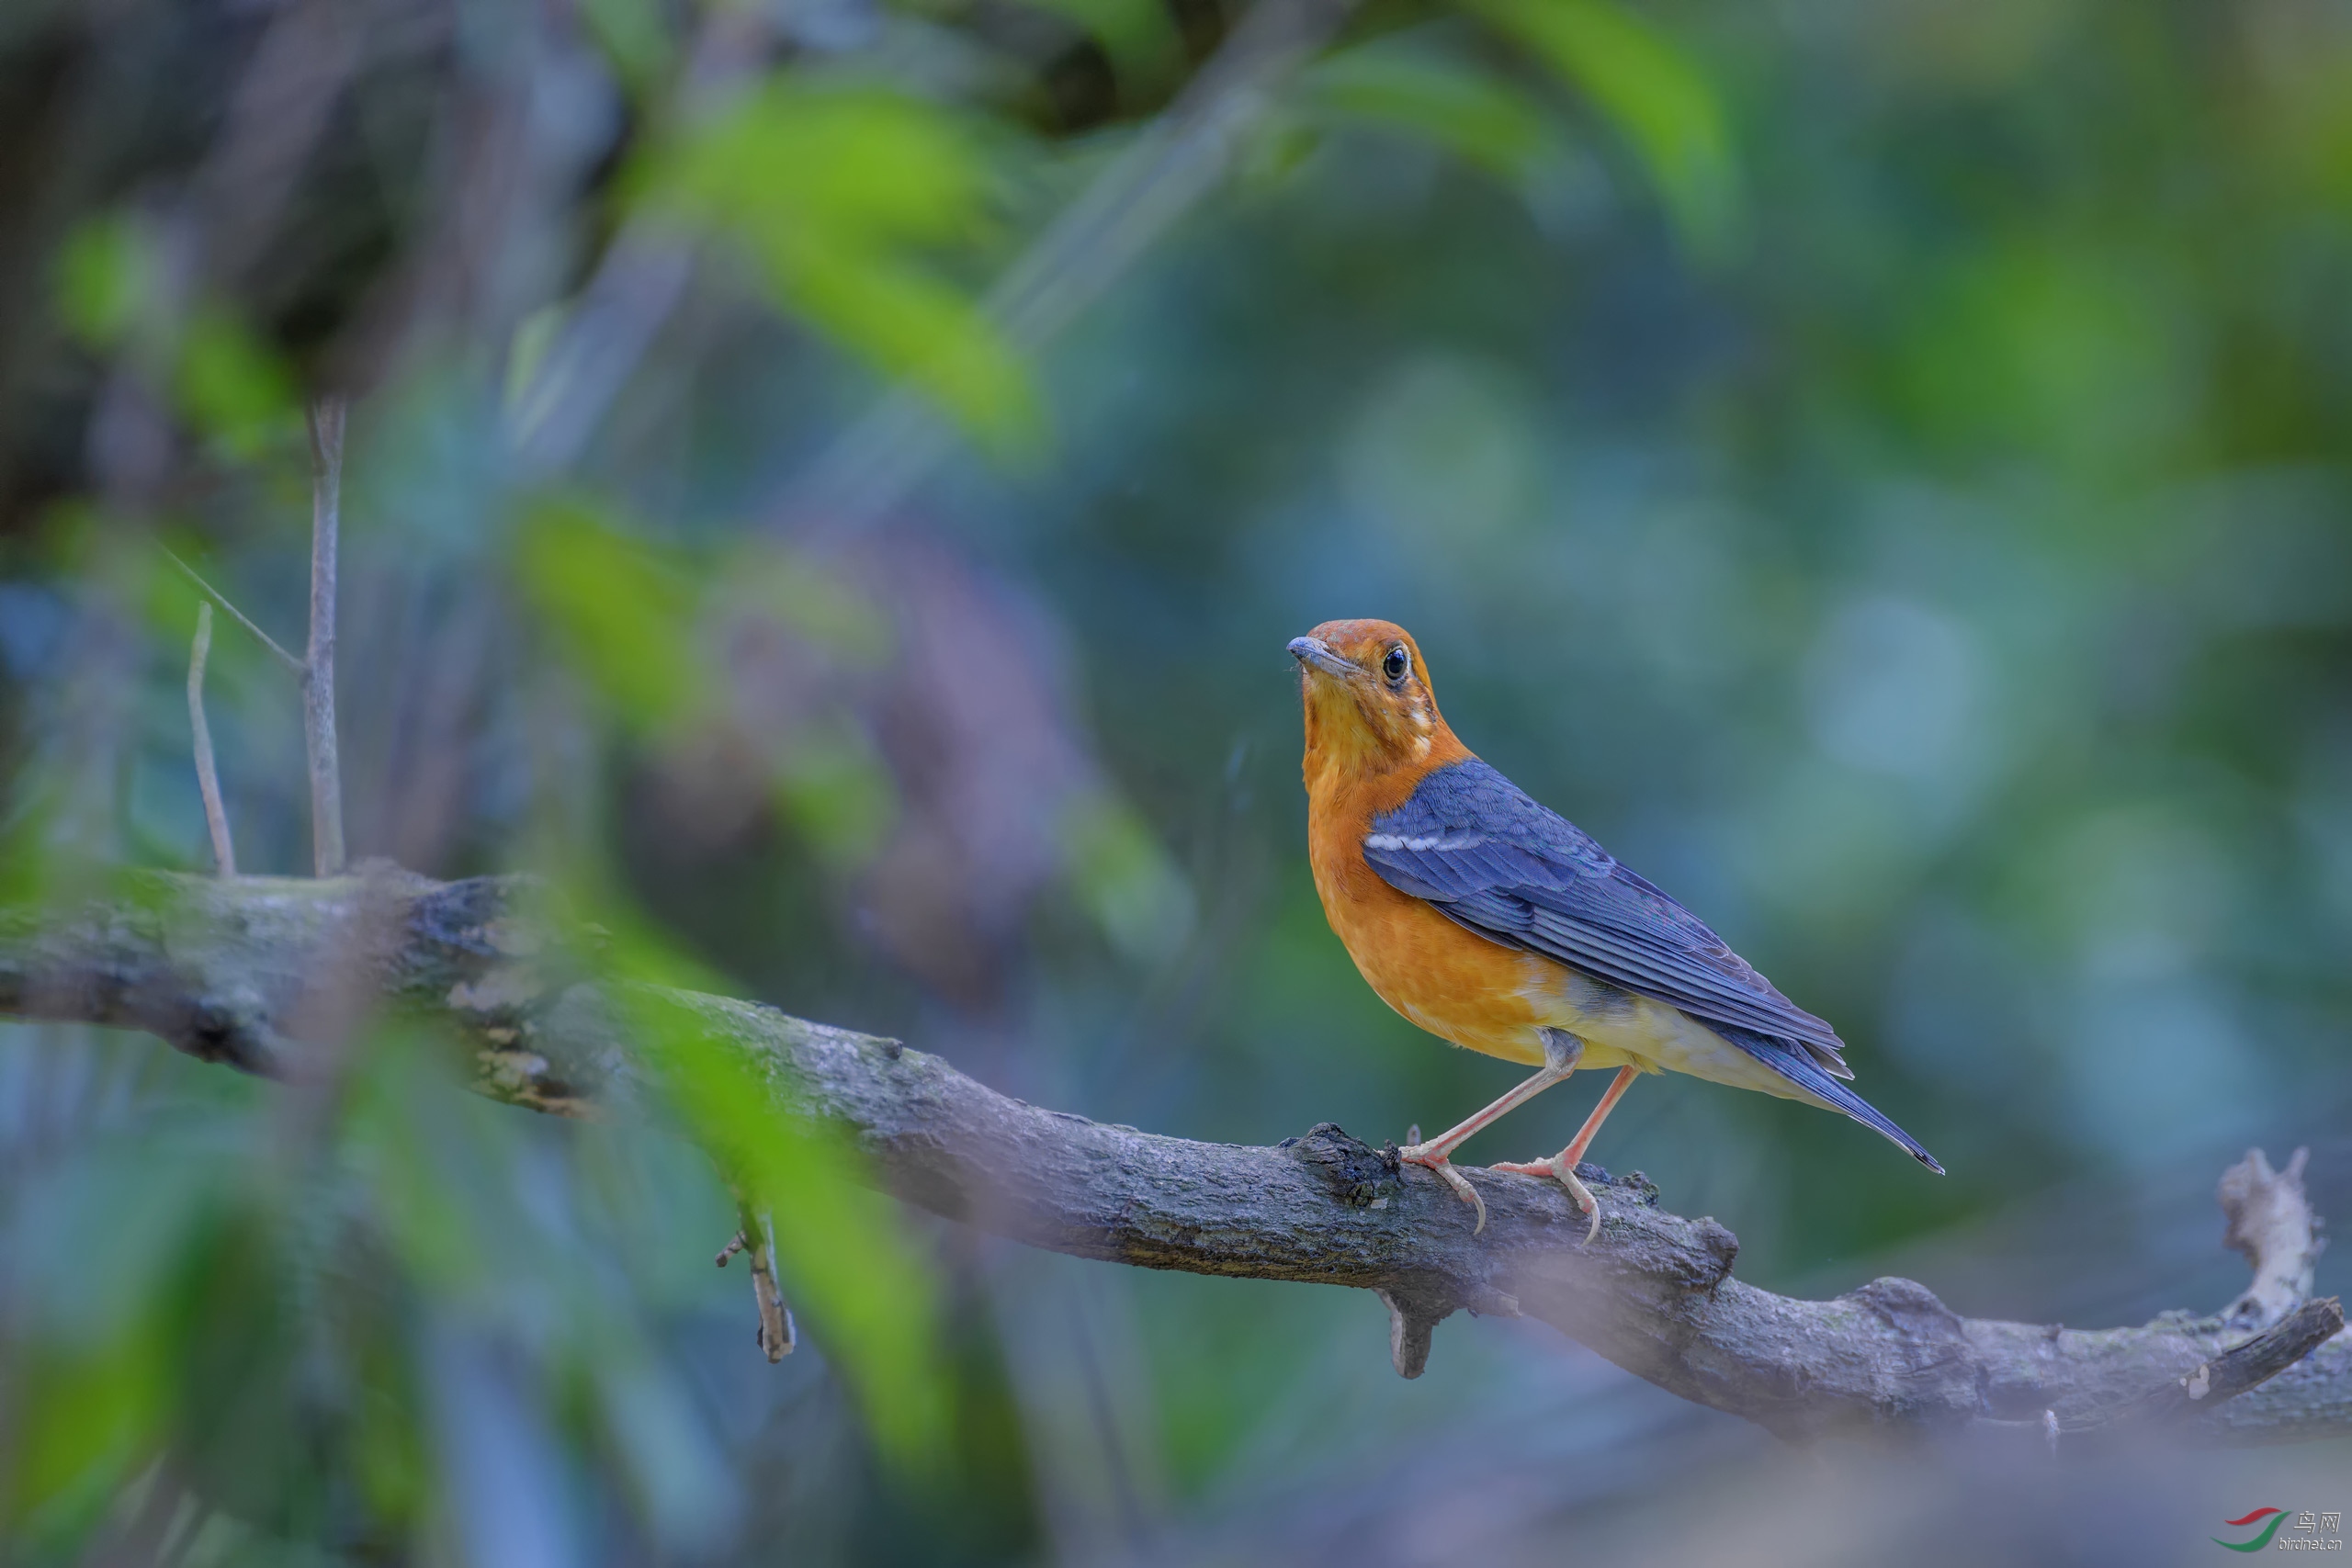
[1490,1156,1602,1242]
[1397,1141,1487,1235]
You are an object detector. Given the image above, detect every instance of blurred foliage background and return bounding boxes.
[3,0,2351,1560]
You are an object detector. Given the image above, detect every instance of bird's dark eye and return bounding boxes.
[1382,645,1410,684]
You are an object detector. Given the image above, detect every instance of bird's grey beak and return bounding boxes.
[1287,636,1356,680]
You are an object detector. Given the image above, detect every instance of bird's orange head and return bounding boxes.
[1289,619,1470,791]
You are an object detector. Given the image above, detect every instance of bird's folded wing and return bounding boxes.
[1363,760,1850,1067]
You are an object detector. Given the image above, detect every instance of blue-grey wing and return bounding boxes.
[1363,760,1851,1075]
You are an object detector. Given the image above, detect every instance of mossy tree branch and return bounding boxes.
[1,867,2342,1443]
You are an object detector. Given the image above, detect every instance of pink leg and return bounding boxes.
[1561,1064,1637,1166]
[1397,1031,1582,1235]
[1491,1065,1639,1242]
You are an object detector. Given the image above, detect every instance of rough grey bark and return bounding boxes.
[1,866,2343,1444]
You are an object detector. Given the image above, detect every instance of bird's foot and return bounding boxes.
[1489,1156,1601,1242]
[1396,1140,1488,1235]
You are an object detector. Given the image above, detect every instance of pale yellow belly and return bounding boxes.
[1546,984,1822,1104]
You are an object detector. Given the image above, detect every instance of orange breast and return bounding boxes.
[1307,776,1556,1066]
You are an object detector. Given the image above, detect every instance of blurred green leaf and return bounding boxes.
[1236,114,1327,194]
[1894,239,2185,469]
[620,980,951,1469]
[1300,44,1564,185]
[52,213,154,352]
[775,717,899,870]
[0,787,64,908]
[514,494,708,735]
[1012,0,1180,87]
[518,506,911,871]
[6,1331,165,1547]
[1466,0,1736,250]
[351,1354,428,1530]
[349,1077,504,1295]
[639,81,1039,452]
[173,310,299,460]
[4,1101,250,1545]
[581,0,674,95]
[718,543,892,668]
[1061,791,1195,964]
[522,883,951,1469]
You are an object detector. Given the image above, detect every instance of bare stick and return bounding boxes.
[187,604,236,877]
[718,1213,797,1360]
[751,1211,796,1362]
[303,398,345,876]
[161,546,305,675]
[2219,1147,2325,1332]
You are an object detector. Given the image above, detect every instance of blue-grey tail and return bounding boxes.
[1718,1025,1945,1175]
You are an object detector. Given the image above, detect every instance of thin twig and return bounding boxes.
[752,1212,795,1361]
[160,546,306,675]
[187,604,236,877]
[303,398,346,876]
[719,1214,796,1360]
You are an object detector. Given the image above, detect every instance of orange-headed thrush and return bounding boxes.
[1291,618,1942,1236]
